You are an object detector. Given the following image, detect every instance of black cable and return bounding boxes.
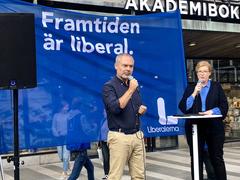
[136,131,146,179]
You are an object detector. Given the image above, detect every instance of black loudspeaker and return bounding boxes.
[0,13,36,89]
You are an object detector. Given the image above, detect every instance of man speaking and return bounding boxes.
[102,53,147,180]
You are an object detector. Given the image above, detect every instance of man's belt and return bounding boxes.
[110,128,139,134]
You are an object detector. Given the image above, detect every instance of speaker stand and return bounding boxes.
[7,89,27,179]
[13,89,20,180]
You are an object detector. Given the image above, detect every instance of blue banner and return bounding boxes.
[0,0,187,153]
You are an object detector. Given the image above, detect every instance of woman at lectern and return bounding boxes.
[178,61,228,180]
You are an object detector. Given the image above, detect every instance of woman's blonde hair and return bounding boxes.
[195,60,212,73]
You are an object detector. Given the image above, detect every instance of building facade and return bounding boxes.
[27,0,240,149]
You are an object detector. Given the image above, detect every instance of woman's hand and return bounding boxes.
[199,110,213,115]
[192,82,203,98]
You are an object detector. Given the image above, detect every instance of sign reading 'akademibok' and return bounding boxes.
[125,0,240,20]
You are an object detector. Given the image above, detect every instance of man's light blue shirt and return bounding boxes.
[186,80,221,114]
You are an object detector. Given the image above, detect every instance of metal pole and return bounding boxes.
[13,89,20,180]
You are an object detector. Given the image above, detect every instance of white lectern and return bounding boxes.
[169,114,222,180]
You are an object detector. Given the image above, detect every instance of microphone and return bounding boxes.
[196,80,203,95]
[128,75,140,92]
[128,75,134,81]
[193,80,203,114]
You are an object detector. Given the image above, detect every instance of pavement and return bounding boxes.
[1,143,240,180]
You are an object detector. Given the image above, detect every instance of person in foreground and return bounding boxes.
[67,143,94,180]
[179,61,228,180]
[203,144,216,180]
[102,53,147,180]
